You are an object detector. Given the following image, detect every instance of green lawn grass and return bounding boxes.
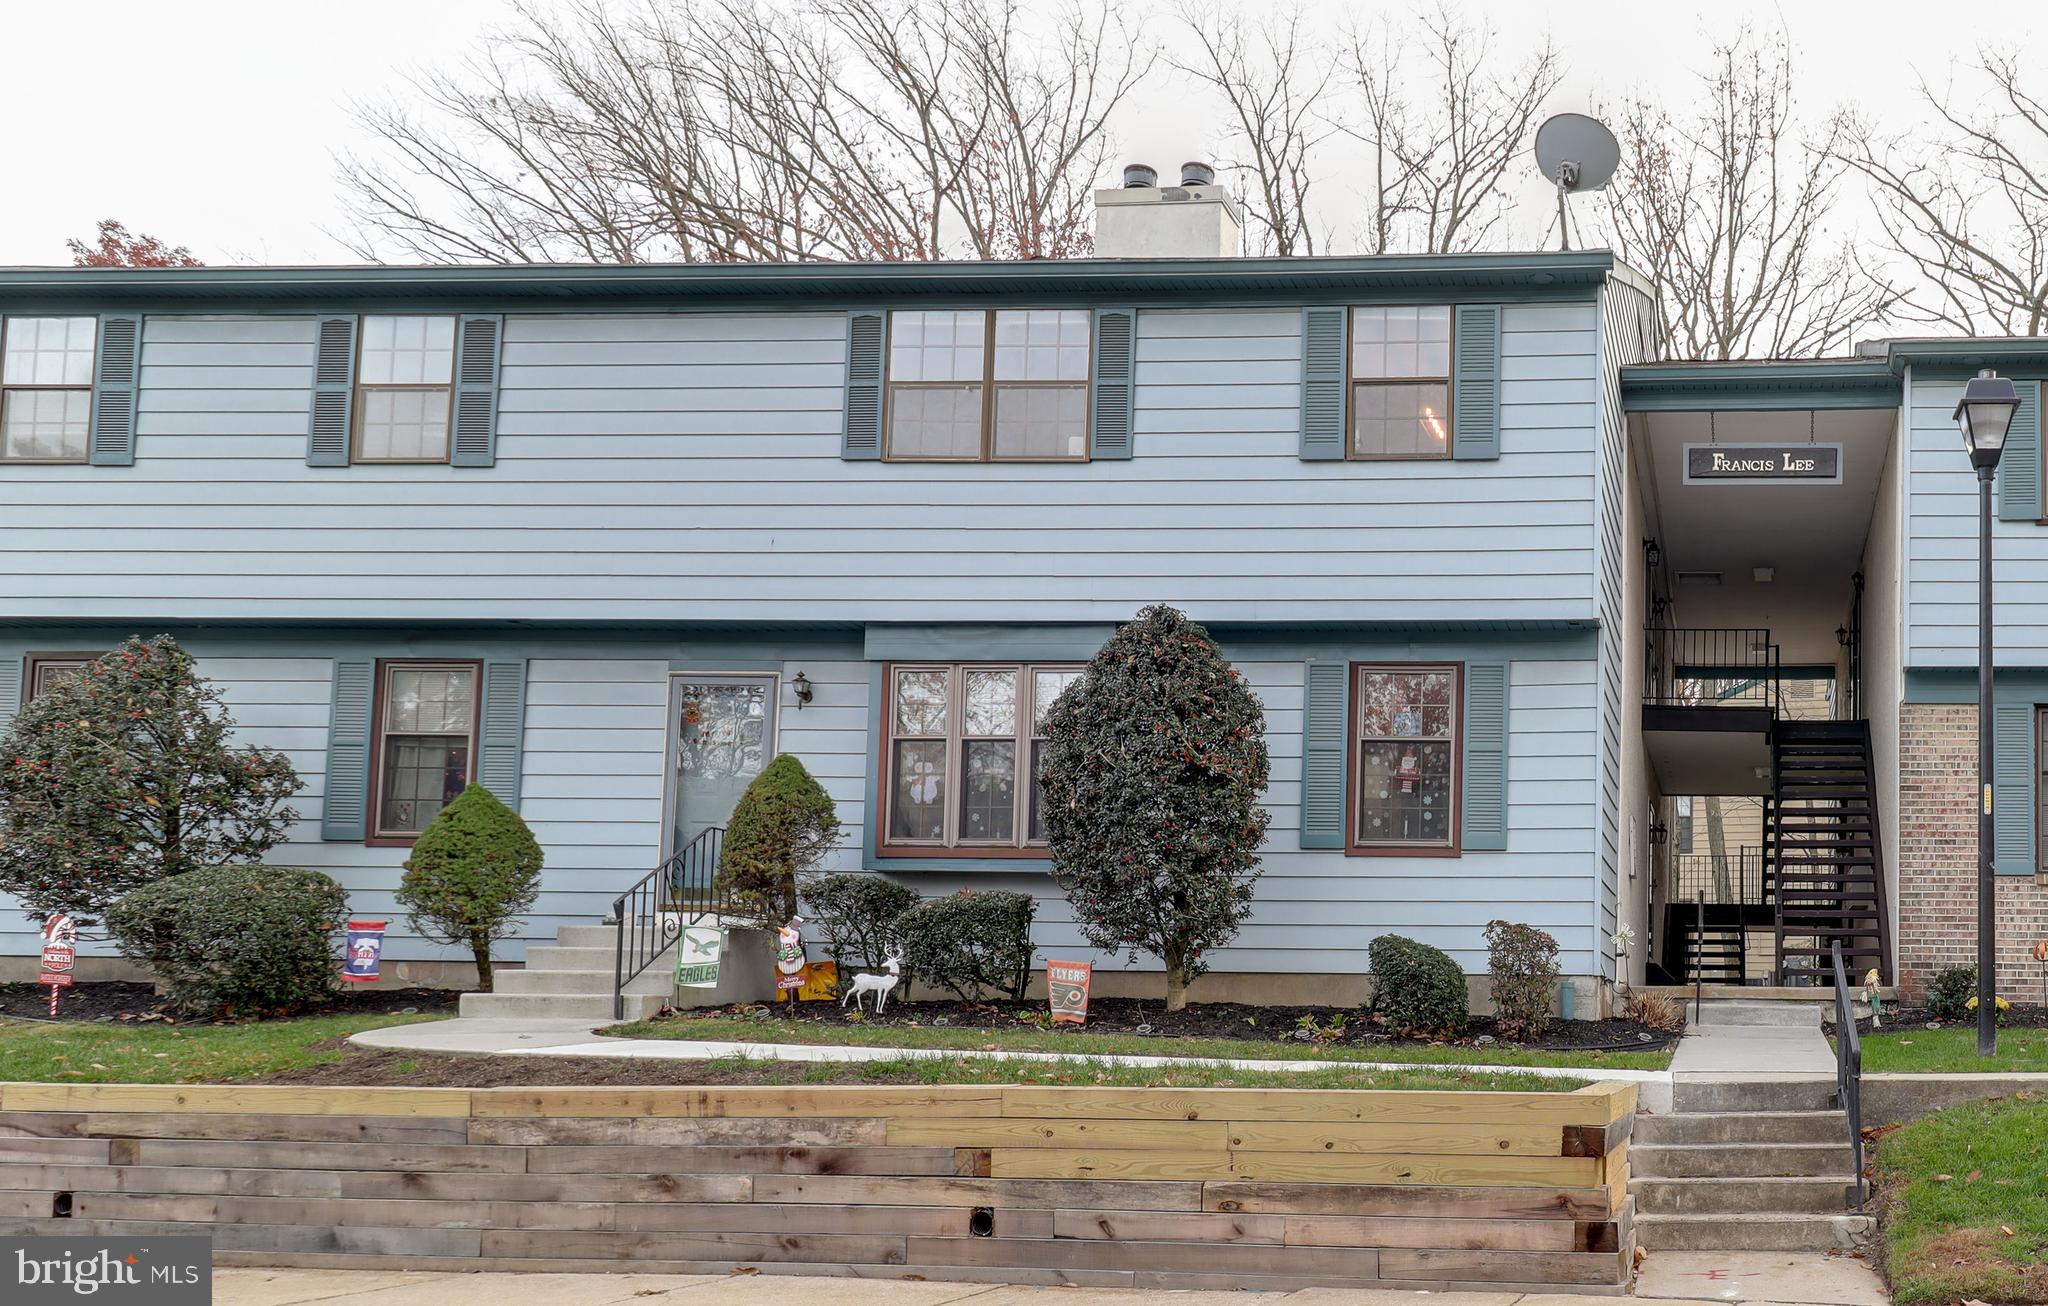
[0,1012,444,1084]
[1856,1025,2048,1073]
[604,1013,1671,1071]
[661,1054,1589,1092]
[1875,1097,2048,1304]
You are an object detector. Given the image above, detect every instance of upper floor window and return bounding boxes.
[356,315,456,463]
[1353,663,1459,851]
[372,660,477,839]
[1,317,96,463]
[887,310,1091,462]
[1350,306,1451,460]
[24,651,104,701]
[881,662,1082,853]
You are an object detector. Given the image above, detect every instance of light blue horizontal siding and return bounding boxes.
[0,631,1601,976]
[1905,368,2048,664]
[0,306,1600,625]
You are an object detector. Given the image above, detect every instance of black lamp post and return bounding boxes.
[1955,369,2021,1057]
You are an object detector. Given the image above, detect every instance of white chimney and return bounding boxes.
[1093,160,1243,259]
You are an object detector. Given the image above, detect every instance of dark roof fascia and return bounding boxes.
[1883,337,2048,376]
[1619,358,1900,412]
[0,251,1617,313]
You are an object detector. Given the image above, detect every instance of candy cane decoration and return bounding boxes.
[39,914,77,1018]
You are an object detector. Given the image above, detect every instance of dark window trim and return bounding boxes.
[882,309,1094,465]
[365,657,482,847]
[2037,705,2048,876]
[351,314,457,466]
[1345,304,1455,463]
[1346,659,1463,859]
[876,659,1081,858]
[0,315,96,466]
[22,650,107,703]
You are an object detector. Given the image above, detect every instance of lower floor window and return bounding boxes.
[1353,663,1459,849]
[24,651,103,702]
[374,661,478,837]
[883,662,1081,852]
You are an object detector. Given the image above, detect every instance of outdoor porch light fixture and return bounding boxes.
[1954,368,2020,1056]
[1954,369,2020,467]
[1642,538,1662,570]
[1648,819,1668,848]
[790,671,814,708]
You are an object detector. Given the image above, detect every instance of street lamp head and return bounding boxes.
[1955,369,2021,469]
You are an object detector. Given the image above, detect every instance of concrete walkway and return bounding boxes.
[349,1017,1672,1096]
[1669,1002,1836,1079]
[216,1253,1890,1306]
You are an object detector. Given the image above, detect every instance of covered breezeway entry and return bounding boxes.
[1622,359,1902,986]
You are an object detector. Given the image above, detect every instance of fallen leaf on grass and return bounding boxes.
[2003,1226,2017,1237]
[1933,1173,1954,1182]
[1968,1169,1982,1183]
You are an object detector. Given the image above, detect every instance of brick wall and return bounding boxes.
[1897,703,2048,993]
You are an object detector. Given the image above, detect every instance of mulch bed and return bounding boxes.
[1850,1003,2048,1037]
[665,996,1676,1054]
[0,980,459,1026]
[257,1049,930,1088]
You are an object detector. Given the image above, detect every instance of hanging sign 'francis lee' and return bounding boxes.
[1683,443,1843,484]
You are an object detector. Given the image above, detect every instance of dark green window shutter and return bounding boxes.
[451,314,504,468]
[321,659,373,841]
[307,315,358,468]
[478,659,528,811]
[1453,304,1502,460]
[1090,308,1136,459]
[1461,660,1510,851]
[88,314,142,467]
[843,310,886,460]
[1993,701,2037,875]
[1301,660,1350,848]
[1998,379,2041,522]
[1300,307,1347,461]
[0,656,21,738]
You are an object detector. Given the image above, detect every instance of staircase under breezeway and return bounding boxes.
[1766,720,1890,986]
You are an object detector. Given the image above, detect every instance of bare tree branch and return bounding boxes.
[1597,27,1896,359]
[337,0,1151,263]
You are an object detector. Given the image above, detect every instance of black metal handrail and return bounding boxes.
[1645,627,1782,713]
[1674,847,1765,906]
[1831,940,1867,1211]
[610,826,729,1021]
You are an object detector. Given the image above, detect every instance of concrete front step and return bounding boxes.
[1672,1076,1840,1113]
[1633,1212,1877,1253]
[1688,999,1823,1027]
[458,990,668,1021]
[1632,1141,1856,1179]
[1636,1110,1847,1146]
[523,945,622,971]
[494,966,674,996]
[1630,1175,1860,1215]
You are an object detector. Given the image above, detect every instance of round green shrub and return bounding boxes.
[397,783,542,993]
[1368,933,1469,1036]
[897,890,1036,1002]
[717,754,841,927]
[106,865,346,1017]
[801,872,917,980]
[1927,965,1978,1022]
[1484,920,1561,1040]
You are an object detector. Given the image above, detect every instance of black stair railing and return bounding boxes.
[1645,627,1782,714]
[609,826,730,1021]
[1831,940,1868,1211]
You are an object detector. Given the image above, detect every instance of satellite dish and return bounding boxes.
[1533,113,1620,251]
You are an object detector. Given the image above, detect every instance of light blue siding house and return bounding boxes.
[0,204,1668,1013]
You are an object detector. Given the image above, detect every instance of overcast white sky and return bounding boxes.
[2,0,2040,266]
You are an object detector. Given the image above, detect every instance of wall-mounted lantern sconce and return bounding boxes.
[1648,820,1669,848]
[791,671,814,709]
[1836,625,1851,648]
[1643,538,1663,570]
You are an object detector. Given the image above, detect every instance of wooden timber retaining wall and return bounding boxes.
[0,1080,1636,1293]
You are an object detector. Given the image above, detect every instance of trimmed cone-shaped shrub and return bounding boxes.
[0,635,300,927]
[717,754,840,927]
[396,784,542,992]
[802,872,917,981]
[1369,934,1468,1036]
[897,889,1035,1002]
[1037,604,1270,1011]
[107,865,345,1017]
[1485,920,1561,1040]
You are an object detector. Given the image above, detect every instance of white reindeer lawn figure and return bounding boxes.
[842,950,903,1015]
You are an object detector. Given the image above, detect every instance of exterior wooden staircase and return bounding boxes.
[1768,720,1891,985]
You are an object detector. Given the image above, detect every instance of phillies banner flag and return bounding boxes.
[342,920,388,982]
[1047,959,1092,1025]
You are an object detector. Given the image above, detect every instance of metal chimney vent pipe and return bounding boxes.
[1122,163,1158,188]
[1180,161,1215,187]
